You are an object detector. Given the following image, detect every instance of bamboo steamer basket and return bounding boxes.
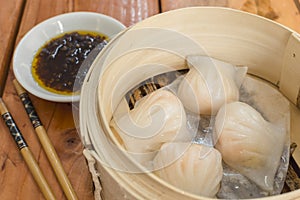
[79,7,300,200]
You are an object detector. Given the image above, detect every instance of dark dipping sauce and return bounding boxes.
[32,31,107,95]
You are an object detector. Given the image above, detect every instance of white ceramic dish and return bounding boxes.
[13,12,126,102]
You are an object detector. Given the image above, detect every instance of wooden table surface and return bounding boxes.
[0,0,300,199]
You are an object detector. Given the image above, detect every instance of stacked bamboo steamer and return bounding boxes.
[79,7,300,200]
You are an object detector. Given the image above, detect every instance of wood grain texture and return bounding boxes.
[2,0,89,199]
[161,0,228,12]
[228,0,300,33]
[0,0,160,199]
[1,0,300,199]
[0,0,25,95]
[161,0,300,33]
[73,0,160,27]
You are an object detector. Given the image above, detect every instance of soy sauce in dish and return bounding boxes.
[32,31,107,95]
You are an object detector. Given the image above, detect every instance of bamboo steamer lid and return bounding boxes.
[79,7,300,200]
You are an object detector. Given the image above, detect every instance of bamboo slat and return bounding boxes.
[1,0,300,199]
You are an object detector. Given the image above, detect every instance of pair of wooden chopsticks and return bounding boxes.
[0,80,78,200]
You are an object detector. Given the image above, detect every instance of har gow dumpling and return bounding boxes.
[153,142,223,197]
[214,102,286,191]
[177,55,247,115]
[110,89,192,166]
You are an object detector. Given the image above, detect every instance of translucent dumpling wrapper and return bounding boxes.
[110,89,192,168]
[213,101,286,192]
[177,55,247,115]
[153,142,223,198]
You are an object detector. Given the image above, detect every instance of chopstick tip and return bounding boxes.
[0,98,8,115]
[13,79,26,96]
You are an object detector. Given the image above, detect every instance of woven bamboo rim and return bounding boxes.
[80,7,300,200]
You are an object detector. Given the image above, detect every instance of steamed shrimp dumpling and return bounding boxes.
[153,143,223,197]
[177,55,247,115]
[214,102,286,191]
[110,89,192,164]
